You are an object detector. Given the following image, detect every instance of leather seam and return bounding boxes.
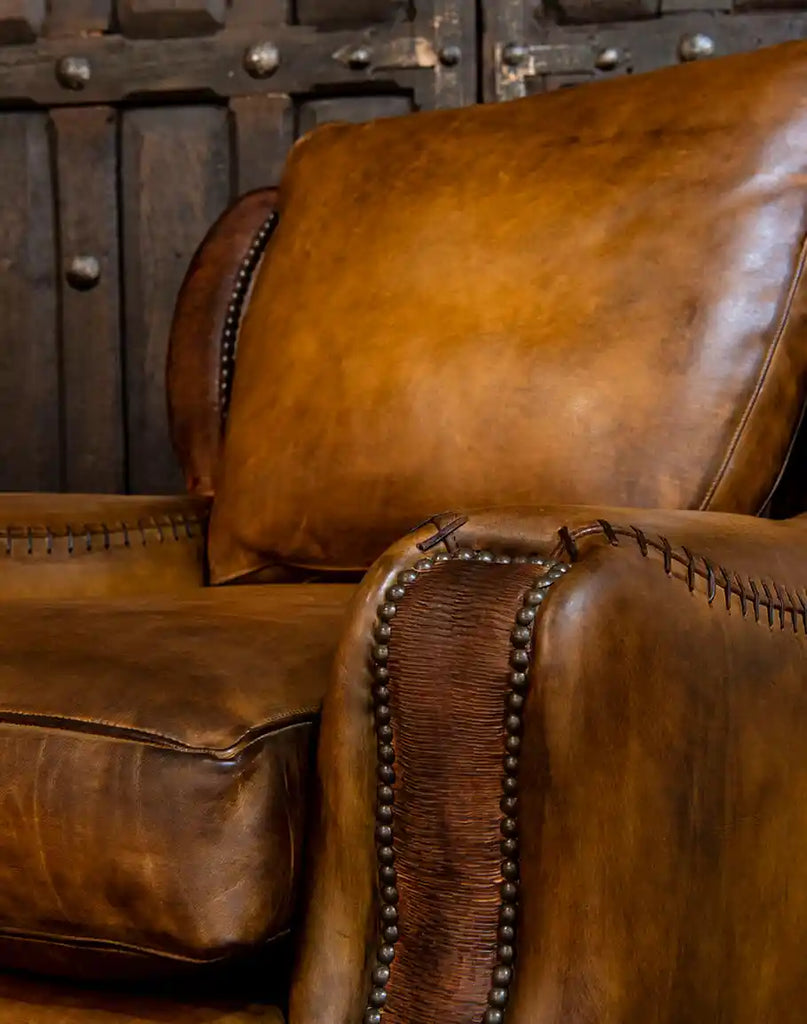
[553,519,807,633]
[699,231,807,511]
[0,712,317,757]
[2,513,207,556]
[0,924,291,964]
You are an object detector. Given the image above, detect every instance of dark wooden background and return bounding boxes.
[1,0,805,495]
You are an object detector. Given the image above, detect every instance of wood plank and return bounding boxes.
[230,93,294,192]
[52,106,124,494]
[295,0,392,25]
[575,10,807,74]
[0,25,430,106]
[733,0,807,8]
[0,113,60,491]
[0,0,45,43]
[117,0,226,37]
[297,94,412,135]
[542,0,659,21]
[45,0,111,35]
[121,105,231,494]
[227,0,286,26]
[429,0,477,108]
[661,0,730,10]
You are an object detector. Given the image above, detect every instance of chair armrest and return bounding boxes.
[0,493,209,598]
[292,505,807,1024]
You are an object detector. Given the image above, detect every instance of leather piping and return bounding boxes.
[0,713,317,758]
[0,924,291,964]
[700,231,807,511]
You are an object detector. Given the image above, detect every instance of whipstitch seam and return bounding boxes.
[556,519,807,633]
[2,514,206,556]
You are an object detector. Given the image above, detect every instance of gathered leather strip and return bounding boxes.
[364,551,571,1024]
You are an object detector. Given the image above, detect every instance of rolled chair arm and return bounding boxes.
[292,505,807,1024]
[0,494,209,598]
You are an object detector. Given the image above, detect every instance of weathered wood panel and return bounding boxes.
[0,114,59,492]
[297,94,413,134]
[45,0,112,35]
[53,106,124,494]
[121,106,230,494]
[0,26,433,107]
[230,93,294,192]
[227,0,286,26]
[0,0,475,494]
[295,0,394,24]
[117,0,226,37]
[0,0,44,43]
[543,0,658,21]
[486,2,807,99]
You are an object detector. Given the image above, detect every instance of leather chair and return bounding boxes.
[283,41,807,1024]
[1,37,807,1024]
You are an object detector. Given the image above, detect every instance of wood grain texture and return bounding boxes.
[53,106,124,494]
[45,0,111,34]
[0,25,429,106]
[0,0,45,43]
[227,0,286,24]
[0,113,59,491]
[117,0,226,37]
[297,94,412,134]
[544,0,659,19]
[230,94,293,193]
[121,105,231,494]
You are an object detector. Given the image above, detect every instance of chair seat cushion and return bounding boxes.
[0,970,283,1022]
[0,584,354,981]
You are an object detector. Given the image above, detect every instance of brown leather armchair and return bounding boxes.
[2,36,807,1024]
[281,40,807,1024]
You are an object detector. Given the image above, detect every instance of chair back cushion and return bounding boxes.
[209,42,807,579]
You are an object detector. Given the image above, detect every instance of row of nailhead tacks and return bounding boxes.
[365,548,571,1024]
[218,210,279,422]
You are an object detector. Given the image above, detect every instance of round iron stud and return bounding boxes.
[243,41,280,78]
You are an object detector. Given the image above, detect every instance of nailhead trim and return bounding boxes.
[365,549,571,1024]
[218,210,279,426]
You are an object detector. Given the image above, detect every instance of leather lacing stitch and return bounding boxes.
[557,519,807,634]
[3,514,204,557]
[365,549,571,1024]
[218,210,279,427]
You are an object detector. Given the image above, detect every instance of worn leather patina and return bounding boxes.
[211,41,807,578]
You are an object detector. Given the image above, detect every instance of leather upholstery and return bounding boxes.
[0,584,353,980]
[0,495,209,598]
[168,189,278,499]
[0,971,283,1022]
[211,41,807,580]
[291,506,807,1024]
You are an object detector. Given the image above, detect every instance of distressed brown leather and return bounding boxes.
[0,583,353,980]
[211,41,807,580]
[168,189,278,498]
[291,507,807,1024]
[0,494,209,598]
[0,971,284,1022]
